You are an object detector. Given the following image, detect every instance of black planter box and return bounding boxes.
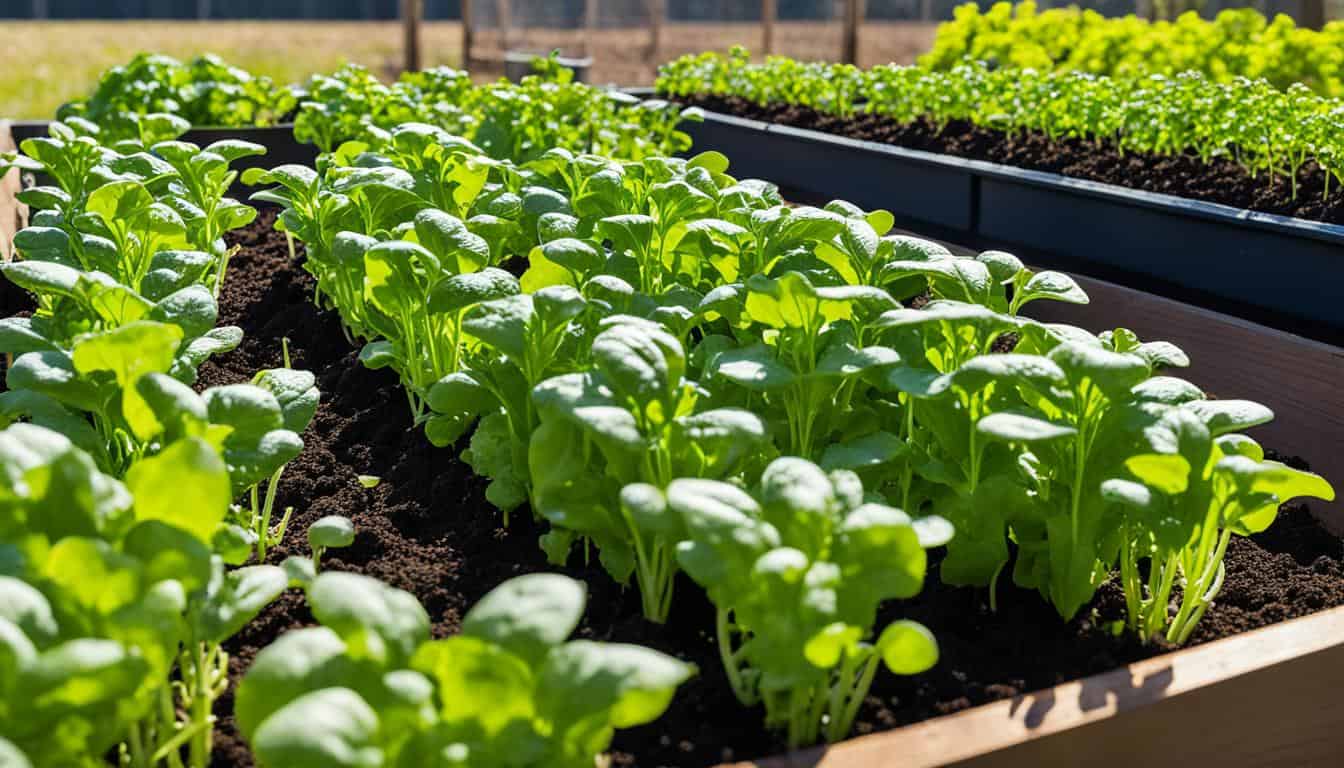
[680,113,1344,344]
[7,121,316,199]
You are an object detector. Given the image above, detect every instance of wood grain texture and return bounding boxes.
[723,603,1344,768]
[0,121,24,264]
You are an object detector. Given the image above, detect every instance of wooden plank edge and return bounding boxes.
[0,120,24,264]
[721,602,1344,768]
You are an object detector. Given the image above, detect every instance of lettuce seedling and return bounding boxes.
[669,456,949,747]
[423,285,588,516]
[706,271,898,459]
[236,572,693,768]
[530,317,767,621]
[1104,401,1334,642]
[150,139,264,295]
[0,423,286,768]
[307,515,356,572]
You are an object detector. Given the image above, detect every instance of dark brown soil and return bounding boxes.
[201,211,1344,767]
[674,95,1344,226]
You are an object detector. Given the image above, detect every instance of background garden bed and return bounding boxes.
[672,109,1344,345]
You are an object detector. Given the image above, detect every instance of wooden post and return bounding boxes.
[762,0,777,54]
[462,0,474,69]
[499,0,513,53]
[648,0,665,61]
[584,0,599,57]
[31,0,47,19]
[919,0,932,23]
[403,0,422,73]
[196,0,211,20]
[1301,0,1326,29]
[842,0,863,65]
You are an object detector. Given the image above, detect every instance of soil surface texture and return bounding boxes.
[673,95,1344,226]
[202,211,1344,767]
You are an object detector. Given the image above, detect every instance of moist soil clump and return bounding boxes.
[205,211,1344,767]
[674,94,1344,225]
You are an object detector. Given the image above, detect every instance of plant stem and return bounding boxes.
[717,607,755,705]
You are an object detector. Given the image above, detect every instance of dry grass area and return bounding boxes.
[0,20,936,120]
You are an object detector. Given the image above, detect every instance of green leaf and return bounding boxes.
[1048,341,1149,397]
[125,437,230,543]
[819,431,906,471]
[1184,399,1274,436]
[2,261,81,298]
[411,636,535,733]
[541,237,603,276]
[309,516,356,550]
[123,521,212,594]
[414,208,488,274]
[427,268,520,315]
[1125,453,1192,495]
[977,413,1077,443]
[536,640,694,731]
[875,620,938,674]
[193,565,288,644]
[308,572,429,666]
[462,574,586,667]
[707,343,795,391]
[802,622,863,669]
[72,321,183,440]
[1018,270,1088,307]
[253,369,320,434]
[252,688,383,768]
[235,627,350,740]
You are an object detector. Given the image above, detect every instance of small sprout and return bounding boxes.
[308,515,356,572]
[357,474,381,489]
[281,336,292,368]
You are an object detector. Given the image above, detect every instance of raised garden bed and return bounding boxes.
[186,209,1344,768]
[665,106,1344,346]
[5,101,1344,768]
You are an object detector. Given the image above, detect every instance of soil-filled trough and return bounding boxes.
[668,107,1344,346]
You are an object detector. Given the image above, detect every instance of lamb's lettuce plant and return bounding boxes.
[236,572,693,768]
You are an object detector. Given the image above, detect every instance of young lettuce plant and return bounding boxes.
[882,350,1077,604]
[0,260,242,474]
[209,365,319,562]
[529,317,768,622]
[667,456,950,748]
[1006,338,1179,620]
[423,285,588,518]
[705,271,898,460]
[150,139,265,295]
[307,515,356,572]
[354,216,512,419]
[0,423,288,768]
[1103,399,1335,643]
[235,572,694,768]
